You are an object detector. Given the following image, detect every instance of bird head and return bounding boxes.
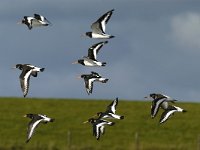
[12,64,23,70]
[23,114,33,119]
[83,118,95,124]
[84,32,92,38]
[72,59,84,65]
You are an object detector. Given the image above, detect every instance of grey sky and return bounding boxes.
[0,0,200,101]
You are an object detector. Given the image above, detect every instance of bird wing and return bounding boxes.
[20,69,32,97]
[91,21,104,34]
[84,78,95,95]
[91,71,100,76]
[95,124,101,140]
[159,107,176,124]
[27,15,47,27]
[100,126,105,135]
[24,16,34,23]
[23,16,35,29]
[151,98,166,118]
[26,119,43,143]
[91,9,114,34]
[88,41,108,60]
[107,98,118,114]
[34,14,45,21]
[95,121,108,140]
[34,14,51,25]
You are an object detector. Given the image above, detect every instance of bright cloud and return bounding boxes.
[171,12,200,49]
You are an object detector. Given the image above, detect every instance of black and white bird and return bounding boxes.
[95,98,124,120]
[78,71,109,95]
[84,9,115,39]
[73,41,108,67]
[159,105,186,124]
[18,14,51,30]
[24,114,54,143]
[83,118,115,140]
[145,93,177,118]
[13,64,45,97]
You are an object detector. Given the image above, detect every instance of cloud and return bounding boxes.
[1,0,200,102]
[171,12,200,50]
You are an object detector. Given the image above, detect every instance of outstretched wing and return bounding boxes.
[100,126,105,135]
[26,119,43,143]
[95,124,101,140]
[159,106,176,124]
[106,98,118,114]
[151,98,166,118]
[91,71,100,76]
[91,9,114,34]
[34,14,45,21]
[84,78,95,95]
[23,16,35,30]
[34,14,51,25]
[20,69,32,97]
[88,41,108,60]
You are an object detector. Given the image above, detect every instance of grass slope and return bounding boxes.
[0,97,199,150]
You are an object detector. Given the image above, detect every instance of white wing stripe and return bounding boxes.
[28,119,43,140]
[161,110,176,123]
[23,69,32,95]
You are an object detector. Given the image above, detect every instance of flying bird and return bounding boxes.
[95,98,124,120]
[159,105,186,124]
[73,41,108,67]
[24,114,54,143]
[83,118,115,140]
[78,71,109,95]
[84,9,115,39]
[18,14,51,30]
[145,93,177,118]
[13,64,45,97]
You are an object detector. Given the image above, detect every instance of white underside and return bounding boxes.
[91,32,111,39]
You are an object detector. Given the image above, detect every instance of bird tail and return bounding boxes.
[102,62,106,66]
[120,116,124,119]
[103,79,109,83]
[26,139,30,143]
[182,109,187,113]
[109,35,115,38]
[50,118,55,122]
[40,68,45,72]
[110,122,115,126]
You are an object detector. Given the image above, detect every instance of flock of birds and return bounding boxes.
[145,93,186,124]
[11,9,186,143]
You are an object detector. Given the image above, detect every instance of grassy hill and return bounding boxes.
[0,97,199,150]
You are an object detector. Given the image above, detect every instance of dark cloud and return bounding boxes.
[0,0,200,101]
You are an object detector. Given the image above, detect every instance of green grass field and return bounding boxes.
[0,97,199,150]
